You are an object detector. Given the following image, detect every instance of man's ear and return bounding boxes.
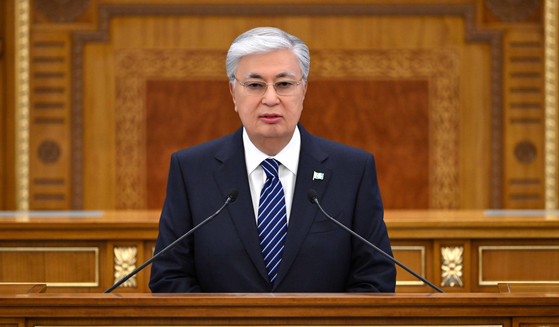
[229,82,237,112]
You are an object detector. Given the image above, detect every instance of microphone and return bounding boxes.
[104,189,239,293]
[307,189,444,293]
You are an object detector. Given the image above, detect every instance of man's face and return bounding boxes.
[230,49,307,153]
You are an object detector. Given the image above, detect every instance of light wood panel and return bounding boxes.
[0,293,556,325]
[0,0,547,210]
[0,0,6,211]
[0,284,46,294]
[0,247,98,286]
[1,0,16,210]
[1,210,559,293]
[82,13,492,210]
[503,29,545,209]
[499,282,559,293]
[29,32,72,210]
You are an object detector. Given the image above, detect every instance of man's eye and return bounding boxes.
[276,81,295,88]
[246,82,264,89]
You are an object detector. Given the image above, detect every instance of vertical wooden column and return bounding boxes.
[545,0,558,210]
[28,32,72,210]
[14,0,30,211]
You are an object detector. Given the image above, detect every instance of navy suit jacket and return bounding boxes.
[149,124,396,292]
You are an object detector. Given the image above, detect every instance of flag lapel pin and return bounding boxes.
[313,171,325,180]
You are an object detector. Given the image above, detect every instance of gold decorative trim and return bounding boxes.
[545,0,558,210]
[40,326,502,327]
[15,0,30,211]
[0,247,99,287]
[114,49,460,209]
[479,245,559,286]
[441,246,464,287]
[392,246,426,286]
[113,246,137,288]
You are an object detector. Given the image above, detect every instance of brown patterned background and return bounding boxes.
[117,49,459,210]
[146,79,430,210]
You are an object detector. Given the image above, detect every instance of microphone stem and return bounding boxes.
[104,197,233,293]
[314,199,444,293]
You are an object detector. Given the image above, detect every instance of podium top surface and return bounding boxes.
[1,210,559,239]
[0,293,558,318]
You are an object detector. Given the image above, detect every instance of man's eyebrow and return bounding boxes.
[245,73,263,79]
[243,72,298,79]
[276,71,297,78]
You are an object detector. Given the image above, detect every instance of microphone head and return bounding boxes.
[307,189,318,203]
[227,189,239,202]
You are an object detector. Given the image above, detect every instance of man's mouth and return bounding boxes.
[260,114,282,123]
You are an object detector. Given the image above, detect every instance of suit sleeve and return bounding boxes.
[149,152,201,293]
[345,153,397,292]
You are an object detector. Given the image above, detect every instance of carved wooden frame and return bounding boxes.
[71,3,503,209]
[113,49,460,209]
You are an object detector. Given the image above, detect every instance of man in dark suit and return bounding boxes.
[149,27,396,293]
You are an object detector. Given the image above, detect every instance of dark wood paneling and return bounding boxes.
[0,0,5,210]
[301,80,430,209]
[146,79,429,210]
[146,80,239,209]
[1,0,16,210]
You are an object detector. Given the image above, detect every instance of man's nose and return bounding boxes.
[262,84,280,104]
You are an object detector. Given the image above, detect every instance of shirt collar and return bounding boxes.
[243,126,301,176]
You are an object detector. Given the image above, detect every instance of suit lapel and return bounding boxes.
[213,128,270,284]
[272,125,332,290]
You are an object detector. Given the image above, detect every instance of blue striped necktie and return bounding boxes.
[258,158,288,284]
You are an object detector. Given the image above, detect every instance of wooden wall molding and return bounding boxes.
[485,0,542,23]
[312,49,461,209]
[114,50,224,209]
[71,3,503,209]
[34,0,90,23]
[15,0,30,211]
[544,0,557,209]
[113,48,460,209]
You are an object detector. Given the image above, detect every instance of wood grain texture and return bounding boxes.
[83,43,117,209]
[145,79,429,209]
[301,80,429,209]
[1,0,16,210]
[29,32,72,210]
[1,210,559,293]
[0,293,558,321]
[0,0,6,211]
[499,282,559,293]
[82,14,485,209]
[145,80,238,209]
[0,284,46,294]
[503,29,545,209]
[2,0,539,211]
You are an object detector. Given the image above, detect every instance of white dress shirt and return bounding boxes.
[243,126,301,225]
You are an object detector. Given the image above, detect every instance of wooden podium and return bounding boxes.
[0,293,558,326]
[1,210,559,293]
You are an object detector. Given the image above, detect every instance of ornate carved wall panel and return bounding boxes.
[11,0,549,210]
[123,48,456,210]
[29,32,72,210]
[503,30,545,209]
[78,11,494,210]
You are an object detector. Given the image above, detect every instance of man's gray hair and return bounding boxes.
[226,27,310,83]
